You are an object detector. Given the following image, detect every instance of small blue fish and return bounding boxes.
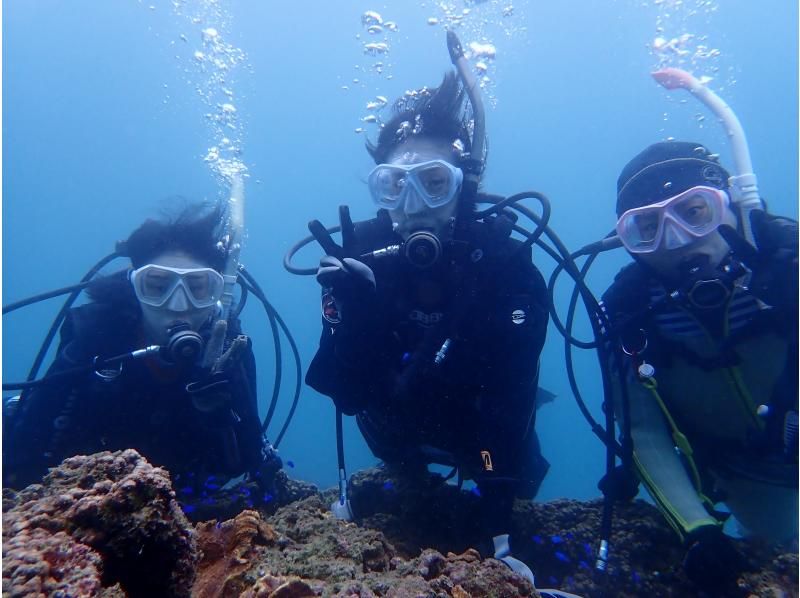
[286,460,295,468]
[550,535,563,544]
[470,486,482,498]
[183,505,196,514]
[382,480,395,491]
[583,542,593,556]
[532,535,544,545]
[205,483,221,491]
[240,487,251,497]
[632,571,642,585]
[567,576,575,586]
[245,499,254,508]
[578,560,590,570]
[566,532,574,540]
[203,497,215,505]
[548,576,558,585]
[179,486,194,495]
[554,551,570,563]
[263,493,274,503]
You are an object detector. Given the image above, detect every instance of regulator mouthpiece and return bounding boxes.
[404,231,442,269]
[165,322,204,365]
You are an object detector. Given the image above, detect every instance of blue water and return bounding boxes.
[3,1,797,501]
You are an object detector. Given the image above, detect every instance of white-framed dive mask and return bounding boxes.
[130,264,224,310]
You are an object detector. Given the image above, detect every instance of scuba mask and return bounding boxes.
[616,186,729,254]
[368,159,463,213]
[130,264,224,310]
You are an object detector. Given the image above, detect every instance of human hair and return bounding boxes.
[366,70,485,169]
[122,200,226,271]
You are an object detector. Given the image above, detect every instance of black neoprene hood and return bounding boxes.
[616,141,730,217]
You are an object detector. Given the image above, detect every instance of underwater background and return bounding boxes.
[3,0,797,505]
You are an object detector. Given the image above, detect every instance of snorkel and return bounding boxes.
[651,67,764,245]
[446,30,486,204]
[201,173,245,369]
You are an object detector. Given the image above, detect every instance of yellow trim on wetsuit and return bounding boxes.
[639,377,717,507]
[632,451,720,541]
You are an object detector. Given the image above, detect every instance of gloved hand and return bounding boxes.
[683,525,747,592]
[251,442,283,494]
[186,335,249,413]
[316,255,376,307]
[597,464,640,502]
[493,534,535,585]
[718,210,798,310]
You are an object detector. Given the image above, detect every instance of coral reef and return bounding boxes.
[4,454,797,597]
[194,509,277,598]
[3,449,197,597]
[342,466,799,597]
[212,494,536,597]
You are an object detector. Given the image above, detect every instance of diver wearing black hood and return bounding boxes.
[305,70,551,584]
[3,203,282,519]
[601,141,798,592]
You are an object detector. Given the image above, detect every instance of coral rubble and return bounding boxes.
[3,455,797,598]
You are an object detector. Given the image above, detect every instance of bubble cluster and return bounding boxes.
[170,0,248,184]
[424,0,529,107]
[343,10,405,133]
[352,10,401,85]
[648,0,735,97]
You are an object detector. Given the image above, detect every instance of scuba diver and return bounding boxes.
[301,33,552,586]
[600,136,798,591]
[3,201,285,519]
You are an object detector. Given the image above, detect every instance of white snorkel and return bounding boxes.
[201,173,245,369]
[651,67,764,245]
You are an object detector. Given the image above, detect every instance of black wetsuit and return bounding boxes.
[306,215,550,536]
[3,274,268,493]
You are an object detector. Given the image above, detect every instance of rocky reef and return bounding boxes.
[3,451,797,597]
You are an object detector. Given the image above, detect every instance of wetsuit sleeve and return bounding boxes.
[305,289,395,416]
[229,339,266,473]
[751,210,798,320]
[2,311,91,488]
[611,357,720,540]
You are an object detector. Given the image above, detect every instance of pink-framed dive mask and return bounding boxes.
[616,185,729,254]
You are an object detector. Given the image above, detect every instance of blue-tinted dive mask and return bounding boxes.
[368,159,463,211]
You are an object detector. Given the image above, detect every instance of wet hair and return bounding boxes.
[367,70,485,169]
[122,200,226,271]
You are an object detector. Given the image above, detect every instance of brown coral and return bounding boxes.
[2,527,103,597]
[3,449,198,597]
[193,509,278,598]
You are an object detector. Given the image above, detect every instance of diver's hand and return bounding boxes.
[317,255,376,291]
[316,255,376,306]
[493,534,535,585]
[597,464,640,502]
[186,336,249,413]
[683,525,747,592]
[719,210,798,310]
[251,443,283,494]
